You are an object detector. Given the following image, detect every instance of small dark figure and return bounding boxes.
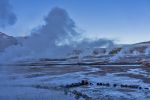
[125,85,128,88]
[90,83,93,85]
[65,85,70,88]
[70,83,74,87]
[127,85,133,88]
[139,87,142,90]
[131,85,139,89]
[126,85,131,88]
[81,80,84,85]
[74,83,78,86]
[81,80,88,85]
[121,84,124,88]
[121,84,128,88]
[100,83,103,86]
[85,81,89,85]
[113,84,117,87]
[144,88,149,90]
[74,83,77,86]
[106,83,110,87]
[102,83,106,86]
[97,83,100,85]
[128,85,137,89]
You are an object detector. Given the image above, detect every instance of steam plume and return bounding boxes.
[0,7,114,63]
[0,0,17,27]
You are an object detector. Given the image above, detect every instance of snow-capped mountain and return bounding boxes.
[0,32,17,51]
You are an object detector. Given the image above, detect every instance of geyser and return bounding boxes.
[0,7,113,63]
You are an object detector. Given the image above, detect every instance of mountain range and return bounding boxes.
[0,32,150,56]
[0,32,17,52]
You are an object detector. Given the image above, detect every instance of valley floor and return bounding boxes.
[0,59,150,100]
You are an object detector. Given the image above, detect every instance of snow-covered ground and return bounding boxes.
[0,58,150,100]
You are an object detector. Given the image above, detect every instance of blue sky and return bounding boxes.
[1,0,150,44]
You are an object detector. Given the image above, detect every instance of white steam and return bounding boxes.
[145,46,150,55]
[0,7,114,63]
[110,46,131,62]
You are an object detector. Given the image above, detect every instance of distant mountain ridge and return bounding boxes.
[134,41,150,46]
[0,32,17,51]
[0,31,150,56]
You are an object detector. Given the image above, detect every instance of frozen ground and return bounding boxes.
[0,58,150,100]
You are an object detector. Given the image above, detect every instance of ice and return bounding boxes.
[127,68,150,78]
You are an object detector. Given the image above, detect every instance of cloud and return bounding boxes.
[0,0,17,28]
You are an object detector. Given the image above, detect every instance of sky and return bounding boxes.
[0,0,150,44]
